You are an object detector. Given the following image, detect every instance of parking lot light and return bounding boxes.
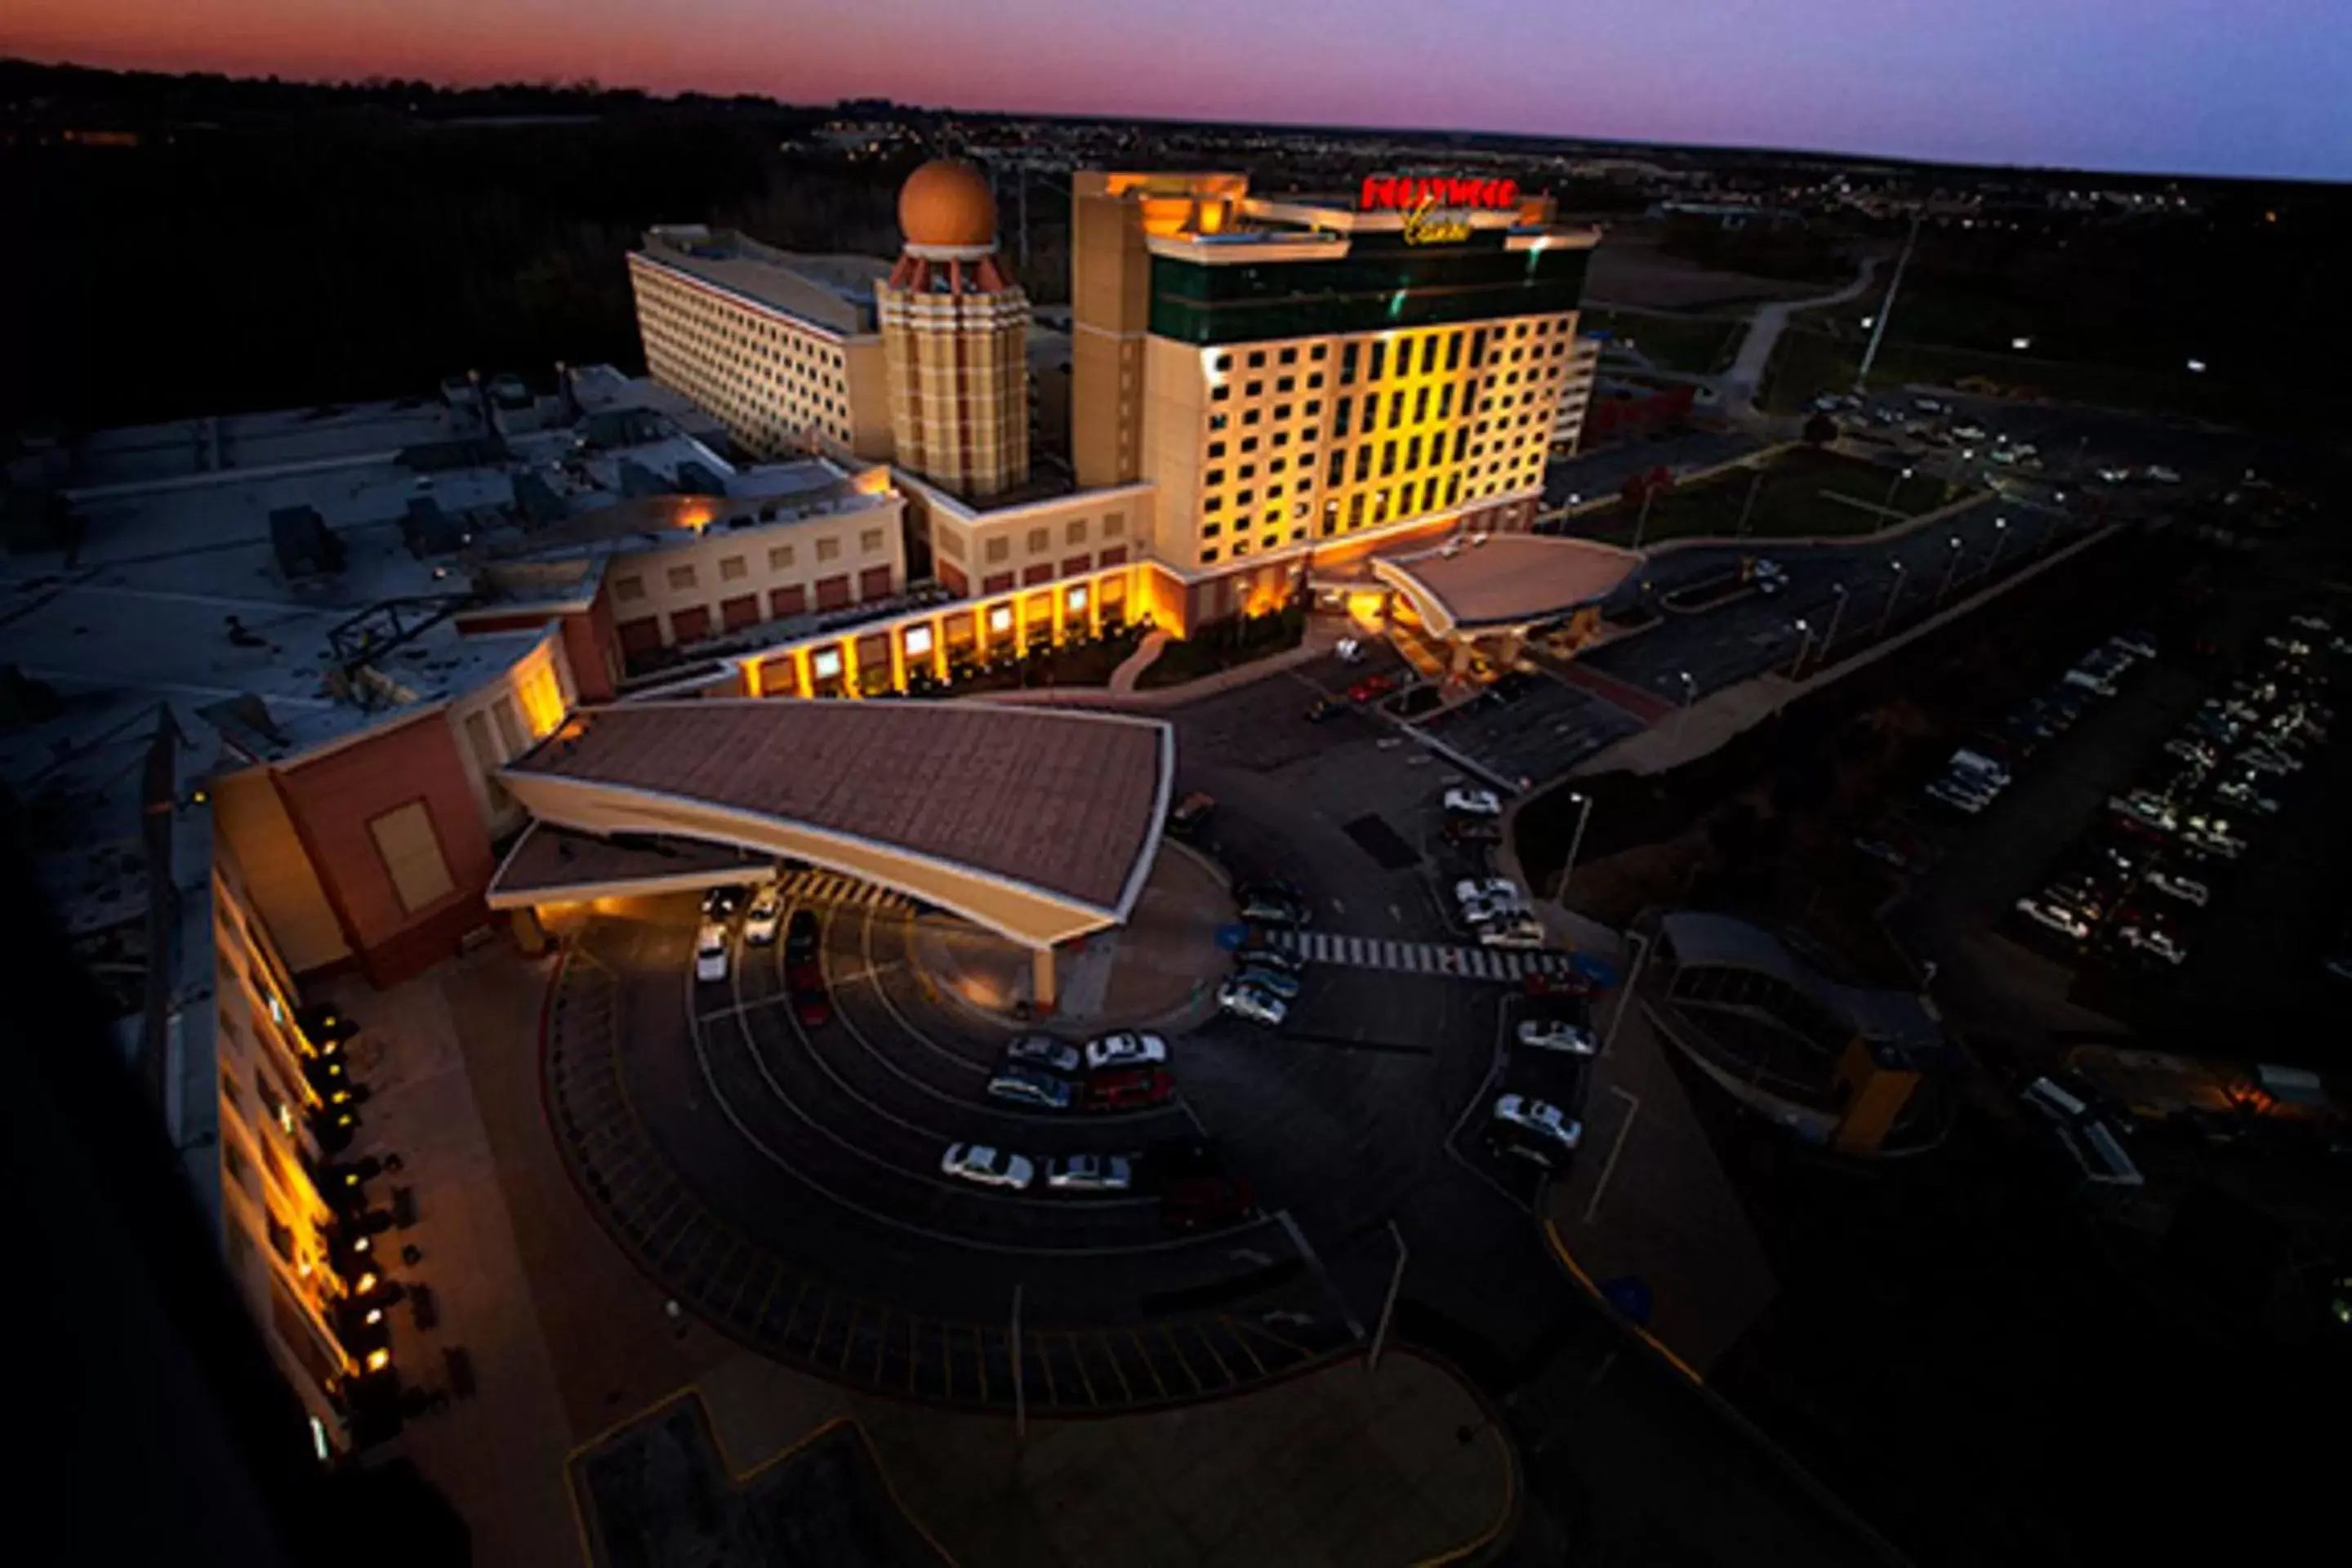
[1988,516,2011,571]
[1789,617,1816,678]
[2187,358,2207,373]
[1939,535,1966,603]
[2011,336,2033,351]
[1819,582,1851,665]
[1878,560,1908,635]
[1561,791,1597,904]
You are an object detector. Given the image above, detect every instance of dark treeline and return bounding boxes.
[0,62,933,431]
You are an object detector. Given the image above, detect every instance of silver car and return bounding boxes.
[1045,1153,1134,1193]
[1085,1031,1169,1071]
[1517,1018,1597,1055]
[940,1144,1036,1191]
[1004,1034,1081,1076]
[1491,1095,1582,1165]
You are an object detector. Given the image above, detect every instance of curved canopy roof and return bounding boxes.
[1659,911,1942,1054]
[500,698,1174,947]
[1374,534,1642,637]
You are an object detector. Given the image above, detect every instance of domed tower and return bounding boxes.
[876,158,1031,499]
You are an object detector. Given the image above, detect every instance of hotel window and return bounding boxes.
[1065,519,1087,545]
[1446,332,1463,371]
[1233,539,1250,556]
[1269,457,1287,474]
[1437,385,1454,419]
[1380,440,1397,478]
[1241,435,1259,452]
[1422,477,1440,512]
[1207,441,1226,459]
[1390,390,1408,427]
[1453,428,1470,461]
[1321,500,1339,535]
[1355,447,1373,482]
[1420,336,1438,375]
[666,565,697,591]
[1214,353,1232,371]
[1405,435,1423,470]
[1311,344,1327,361]
[1027,528,1050,555]
[1245,381,1263,398]
[614,575,645,602]
[1272,430,1290,448]
[1414,386,1430,423]
[1243,409,1260,425]
[985,537,1010,563]
[1201,548,1220,564]
[1278,347,1298,365]
[1236,489,1254,506]
[1205,494,1223,514]
[1273,404,1292,422]
[719,555,748,581]
[1103,512,1125,538]
[1367,341,1386,381]
[1307,372,1324,390]
[1247,350,1265,368]
[1237,463,1255,479]
[1203,521,1222,537]
[1326,450,1345,486]
[1447,474,1463,506]
[817,537,846,564]
[1331,400,1350,438]
[1304,399,1321,417]
[1348,493,1366,529]
[1205,468,1226,487]
[861,528,884,554]
[1276,376,1294,395]
[1339,343,1359,384]
[1211,385,1230,403]
[1470,328,1487,368]
[1267,483,1284,500]
[368,801,456,915]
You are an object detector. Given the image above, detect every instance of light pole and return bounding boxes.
[1368,1221,1408,1375]
[1985,516,2011,574]
[1673,669,1698,746]
[1788,617,1815,678]
[1937,535,1964,604]
[1601,930,1653,1056]
[1882,465,1914,514]
[1878,561,1907,635]
[1819,582,1851,666]
[1560,791,1596,901]
[1629,483,1660,550]
[1855,212,1921,394]
[1732,466,1766,540]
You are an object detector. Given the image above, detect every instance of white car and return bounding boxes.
[2116,924,2187,967]
[1491,1094,1582,1163]
[1477,915,1548,950]
[2213,778,2279,815]
[1953,423,1988,441]
[1926,777,1991,814]
[1217,982,1288,1026]
[2144,465,2181,483]
[2015,897,2091,942]
[2163,738,2216,770]
[1084,1032,1169,1071]
[2095,466,2133,483]
[1045,1153,1134,1193]
[941,1144,1036,1191]
[2180,826,2244,861]
[2238,747,2298,777]
[2109,791,2177,832]
[1444,788,1503,818]
[1517,1018,1597,1055]
[2288,613,2333,635]
[694,922,729,982]
[1752,559,1788,595]
[2145,870,2209,907]
[1335,636,1366,664]
[743,884,784,945]
[1454,876,1525,912]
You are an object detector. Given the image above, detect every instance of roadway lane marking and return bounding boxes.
[1263,928,1575,985]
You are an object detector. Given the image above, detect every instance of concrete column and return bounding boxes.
[1031,945,1058,1013]
[1449,639,1474,676]
[510,906,550,956]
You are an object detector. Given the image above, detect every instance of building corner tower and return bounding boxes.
[875,159,1031,500]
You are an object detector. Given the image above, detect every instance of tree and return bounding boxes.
[1803,412,1839,446]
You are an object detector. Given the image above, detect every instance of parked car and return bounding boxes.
[1085,1066,1174,1112]
[1305,696,1347,724]
[2015,896,2091,942]
[1490,1094,1582,1166]
[1517,1018,1597,1055]
[1348,674,1398,704]
[701,885,747,920]
[1217,982,1288,1026]
[1751,559,1788,596]
[784,910,821,965]
[2113,629,2159,659]
[1926,776,1993,814]
[786,960,831,1028]
[1521,970,1596,1001]
[1236,879,1310,926]
[1478,915,1548,950]
[743,884,784,946]
[1085,1032,1169,1071]
[2115,924,2188,967]
[2145,870,2210,907]
[1444,816,1503,844]
[1232,964,1302,1001]
[986,1067,1077,1111]
[1454,875,1526,912]
[940,1144,1035,1191]
[1004,1034,1082,1076]
[1444,787,1503,817]
[2109,791,2177,832]
[1233,943,1305,978]
[1167,792,1217,839]
[694,922,730,982]
[1045,1153,1134,1193]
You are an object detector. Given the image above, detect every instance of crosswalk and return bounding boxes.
[773,868,915,914]
[1266,929,1578,983]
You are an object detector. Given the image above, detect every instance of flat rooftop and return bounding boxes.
[635,227,890,336]
[1374,535,1644,635]
[506,699,1171,915]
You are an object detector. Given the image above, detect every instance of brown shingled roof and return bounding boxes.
[1376,535,1642,633]
[506,699,1170,912]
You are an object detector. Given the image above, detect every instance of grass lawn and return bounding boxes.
[1568,445,1957,548]
[1759,326,2310,430]
[1581,307,1743,376]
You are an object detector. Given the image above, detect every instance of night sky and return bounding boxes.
[11,0,2350,179]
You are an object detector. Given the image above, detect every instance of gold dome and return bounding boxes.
[898,158,998,252]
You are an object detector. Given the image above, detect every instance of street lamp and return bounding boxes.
[1560,791,1597,903]
[2186,358,2207,374]
[1673,669,1698,745]
[1819,582,1851,666]
[2011,336,2033,351]
[1938,534,1965,604]
[1878,561,1907,635]
[1883,465,1914,512]
[1987,516,2011,572]
[1788,617,1815,678]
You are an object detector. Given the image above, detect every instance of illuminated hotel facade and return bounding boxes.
[621,163,1601,692]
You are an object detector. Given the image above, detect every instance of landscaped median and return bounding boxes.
[1566,443,1963,549]
[1134,601,1307,688]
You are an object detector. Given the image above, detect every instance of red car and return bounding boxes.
[1161,1173,1257,1232]
[1521,970,1594,1000]
[1085,1066,1174,1111]
[1348,674,1397,704]
[786,960,831,1027]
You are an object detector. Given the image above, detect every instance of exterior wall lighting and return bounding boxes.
[903,625,933,657]
[364,1348,391,1374]
[812,648,843,679]
[1066,586,1089,613]
[988,604,1013,635]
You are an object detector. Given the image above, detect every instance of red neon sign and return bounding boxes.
[1358,174,1521,214]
